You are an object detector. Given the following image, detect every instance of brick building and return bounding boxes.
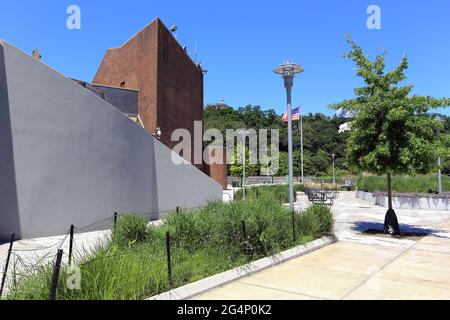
[93,18,203,164]
[92,18,227,188]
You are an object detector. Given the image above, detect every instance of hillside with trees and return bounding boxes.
[204,104,351,177]
[204,104,450,178]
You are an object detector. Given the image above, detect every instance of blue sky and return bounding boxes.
[1,0,449,116]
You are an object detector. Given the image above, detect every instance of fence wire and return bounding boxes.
[0,205,211,299]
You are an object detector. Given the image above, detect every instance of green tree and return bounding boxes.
[311,150,331,176]
[229,144,259,177]
[277,152,289,176]
[277,151,303,176]
[330,36,450,234]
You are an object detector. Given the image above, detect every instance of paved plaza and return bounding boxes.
[2,191,450,300]
[193,192,450,300]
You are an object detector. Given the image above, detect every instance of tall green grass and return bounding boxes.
[234,184,305,202]
[6,198,333,300]
[356,175,450,193]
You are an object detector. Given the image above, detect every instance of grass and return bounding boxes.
[6,194,333,300]
[234,184,305,202]
[356,175,450,193]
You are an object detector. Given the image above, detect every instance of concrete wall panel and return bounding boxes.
[0,40,222,241]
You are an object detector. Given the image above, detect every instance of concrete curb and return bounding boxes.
[147,235,337,300]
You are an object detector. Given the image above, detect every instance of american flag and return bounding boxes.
[282,107,301,122]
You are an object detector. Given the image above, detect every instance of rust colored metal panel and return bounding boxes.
[204,146,228,190]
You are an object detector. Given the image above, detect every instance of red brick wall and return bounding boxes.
[93,21,158,131]
[156,20,204,163]
[93,18,204,167]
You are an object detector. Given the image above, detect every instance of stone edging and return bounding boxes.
[147,235,337,300]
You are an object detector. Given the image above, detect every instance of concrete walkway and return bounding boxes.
[193,192,450,300]
[2,191,450,300]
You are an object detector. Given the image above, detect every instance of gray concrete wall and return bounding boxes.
[0,43,21,240]
[356,191,450,211]
[0,40,222,241]
[153,142,222,214]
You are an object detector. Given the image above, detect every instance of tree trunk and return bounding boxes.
[387,173,393,210]
[384,173,400,235]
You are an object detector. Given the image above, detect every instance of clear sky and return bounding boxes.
[1,0,449,116]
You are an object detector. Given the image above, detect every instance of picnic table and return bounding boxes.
[304,188,339,206]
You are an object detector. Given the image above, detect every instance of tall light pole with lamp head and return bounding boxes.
[435,115,445,194]
[332,152,336,185]
[241,129,249,200]
[300,113,304,184]
[438,156,442,194]
[274,60,304,212]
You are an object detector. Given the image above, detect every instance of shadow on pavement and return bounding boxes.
[351,221,450,239]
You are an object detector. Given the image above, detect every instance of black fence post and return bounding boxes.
[68,225,74,265]
[165,231,173,288]
[0,233,15,298]
[113,212,118,228]
[256,189,259,199]
[279,194,282,205]
[48,249,63,300]
[241,220,248,242]
[176,207,180,214]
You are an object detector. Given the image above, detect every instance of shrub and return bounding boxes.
[112,214,150,247]
[234,184,305,203]
[356,175,450,193]
[166,198,296,257]
[7,200,333,300]
[298,205,334,238]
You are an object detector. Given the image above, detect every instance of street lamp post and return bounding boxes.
[300,114,304,184]
[274,60,304,212]
[434,115,444,194]
[332,152,336,185]
[266,160,270,185]
[438,156,442,194]
[241,130,249,200]
[242,141,246,200]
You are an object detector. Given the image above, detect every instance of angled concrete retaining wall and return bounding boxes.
[356,191,450,211]
[0,40,222,241]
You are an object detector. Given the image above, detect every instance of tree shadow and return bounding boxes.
[350,221,450,239]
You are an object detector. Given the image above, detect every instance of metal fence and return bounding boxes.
[227,176,355,189]
[0,209,175,300]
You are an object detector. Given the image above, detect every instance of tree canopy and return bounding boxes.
[329,36,450,234]
[203,51,450,179]
[329,36,450,176]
